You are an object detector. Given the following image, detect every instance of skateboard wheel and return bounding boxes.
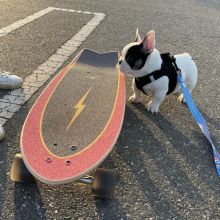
[92,168,117,199]
[10,153,35,183]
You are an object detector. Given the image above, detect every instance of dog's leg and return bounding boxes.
[178,72,197,103]
[129,78,142,104]
[178,84,195,103]
[146,91,166,113]
[178,93,185,103]
[178,60,198,103]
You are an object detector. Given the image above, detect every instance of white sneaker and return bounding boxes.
[0,69,23,89]
[0,125,5,141]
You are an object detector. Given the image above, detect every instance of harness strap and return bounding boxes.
[135,53,177,95]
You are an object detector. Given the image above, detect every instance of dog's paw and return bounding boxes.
[146,101,159,114]
[178,94,186,103]
[129,95,141,104]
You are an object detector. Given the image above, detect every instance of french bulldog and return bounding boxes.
[118,29,198,113]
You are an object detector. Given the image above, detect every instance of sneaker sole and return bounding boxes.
[0,129,5,142]
[0,82,23,90]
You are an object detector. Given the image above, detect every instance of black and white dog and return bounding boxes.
[118,29,198,113]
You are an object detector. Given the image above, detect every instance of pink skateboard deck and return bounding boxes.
[20,49,126,184]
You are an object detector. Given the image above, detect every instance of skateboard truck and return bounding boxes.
[77,169,117,199]
[77,176,94,184]
[10,154,117,199]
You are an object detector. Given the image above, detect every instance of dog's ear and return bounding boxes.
[135,28,142,42]
[142,30,155,52]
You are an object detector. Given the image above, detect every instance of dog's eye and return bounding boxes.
[135,59,142,67]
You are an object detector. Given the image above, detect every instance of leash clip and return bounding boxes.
[176,69,182,78]
[176,69,181,75]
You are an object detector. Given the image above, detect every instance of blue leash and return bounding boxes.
[177,71,220,176]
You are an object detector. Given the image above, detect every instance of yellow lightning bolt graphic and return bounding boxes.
[67,87,92,130]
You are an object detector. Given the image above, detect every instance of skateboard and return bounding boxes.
[10,49,126,198]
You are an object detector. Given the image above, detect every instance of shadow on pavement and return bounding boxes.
[198,109,220,130]
[14,182,47,220]
[135,102,219,183]
[95,198,129,220]
[0,103,47,219]
[114,103,219,218]
[95,151,130,220]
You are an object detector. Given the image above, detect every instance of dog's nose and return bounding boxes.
[118,60,122,65]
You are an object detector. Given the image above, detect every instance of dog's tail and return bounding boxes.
[182,53,192,60]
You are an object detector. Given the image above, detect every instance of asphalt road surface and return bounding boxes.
[0,0,220,219]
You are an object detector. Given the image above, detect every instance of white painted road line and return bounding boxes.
[0,7,106,126]
[0,7,54,37]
